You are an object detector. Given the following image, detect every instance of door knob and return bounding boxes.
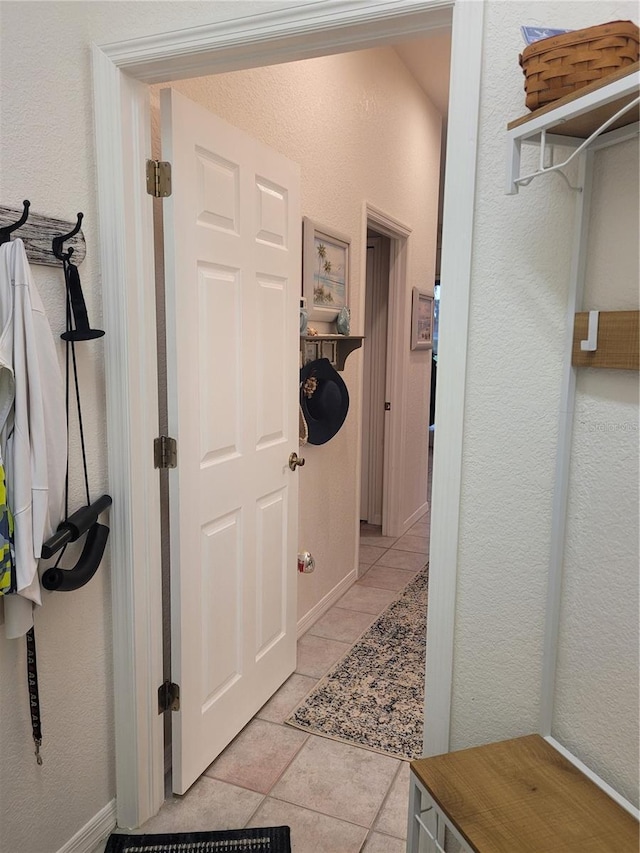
[289,452,306,471]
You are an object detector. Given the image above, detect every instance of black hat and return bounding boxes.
[300,358,349,445]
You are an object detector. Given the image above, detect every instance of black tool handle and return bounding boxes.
[41,523,109,592]
[60,262,105,341]
[40,494,112,559]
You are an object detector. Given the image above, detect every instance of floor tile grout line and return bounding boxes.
[357,566,424,579]
[264,788,392,833]
[241,792,269,830]
[210,727,312,804]
[367,759,411,844]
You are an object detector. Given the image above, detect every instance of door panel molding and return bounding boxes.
[92,0,481,828]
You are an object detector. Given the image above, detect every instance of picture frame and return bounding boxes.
[410,288,434,350]
[302,217,350,322]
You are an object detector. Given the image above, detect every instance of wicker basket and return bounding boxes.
[520,20,639,110]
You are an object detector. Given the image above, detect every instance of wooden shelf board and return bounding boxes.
[572,310,639,371]
[508,61,640,138]
[411,734,639,853]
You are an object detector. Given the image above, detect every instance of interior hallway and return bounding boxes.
[105,510,430,853]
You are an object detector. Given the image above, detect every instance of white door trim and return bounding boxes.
[363,204,411,538]
[91,0,482,827]
[423,0,484,756]
[98,0,454,83]
[91,46,165,829]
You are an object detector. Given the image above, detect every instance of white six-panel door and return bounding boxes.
[160,88,301,795]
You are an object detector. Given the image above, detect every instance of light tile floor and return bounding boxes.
[111,510,430,853]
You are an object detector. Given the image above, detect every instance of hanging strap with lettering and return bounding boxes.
[26,626,43,765]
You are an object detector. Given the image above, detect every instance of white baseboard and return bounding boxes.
[56,799,117,853]
[296,569,357,637]
[402,500,429,535]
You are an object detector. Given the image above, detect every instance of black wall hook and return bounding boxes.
[52,212,83,260]
[0,200,30,245]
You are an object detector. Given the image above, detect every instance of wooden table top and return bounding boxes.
[411,734,639,852]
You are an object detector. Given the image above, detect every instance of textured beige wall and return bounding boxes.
[449,0,639,807]
[154,47,441,625]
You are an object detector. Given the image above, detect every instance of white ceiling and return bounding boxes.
[394,30,452,119]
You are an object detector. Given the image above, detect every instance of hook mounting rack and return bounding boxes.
[0,204,87,266]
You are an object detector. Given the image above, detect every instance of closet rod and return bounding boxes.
[0,204,86,267]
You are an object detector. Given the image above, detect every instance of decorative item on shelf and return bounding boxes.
[410,288,434,350]
[521,26,573,46]
[336,305,351,335]
[307,326,318,336]
[299,358,349,445]
[299,297,308,336]
[302,217,350,322]
[519,20,639,110]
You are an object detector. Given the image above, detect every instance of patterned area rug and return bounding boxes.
[286,566,428,760]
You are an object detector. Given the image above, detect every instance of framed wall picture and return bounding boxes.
[411,288,434,350]
[303,217,350,322]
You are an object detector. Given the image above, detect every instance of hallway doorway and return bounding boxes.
[93,0,484,828]
[360,232,391,530]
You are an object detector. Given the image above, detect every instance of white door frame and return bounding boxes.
[363,204,412,538]
[91,0,484,828]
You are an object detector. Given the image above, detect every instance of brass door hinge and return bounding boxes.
[154,435,177,469]
[146,159,172,198]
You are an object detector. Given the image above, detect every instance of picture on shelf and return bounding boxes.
[411,288,434,350]
[303,217,350,321]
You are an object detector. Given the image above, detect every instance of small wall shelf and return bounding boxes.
[300,335,364,371]
[506,62,639,194]
[572,310,639,371]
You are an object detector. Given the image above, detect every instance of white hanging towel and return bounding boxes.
[0,239,66,638]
